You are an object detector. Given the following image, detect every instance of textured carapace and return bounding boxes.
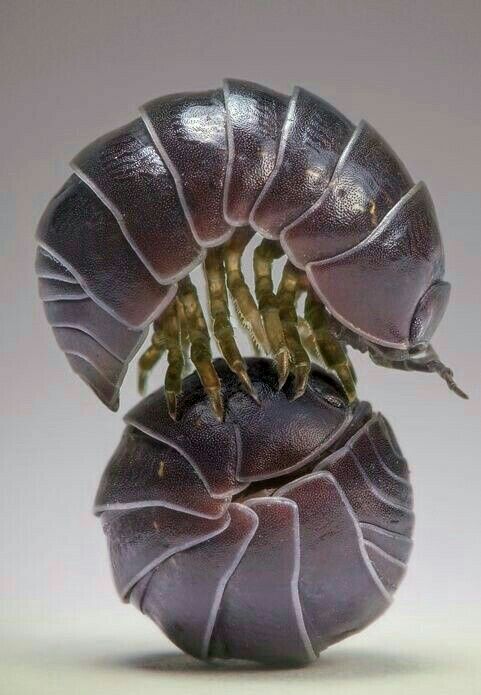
[96,358,414,665]
[36,79,464,414]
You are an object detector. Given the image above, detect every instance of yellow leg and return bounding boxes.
[137,300,184,419]
[139,239,358,417]
[253,238,289,388]
[177,277,224,421]
[224,228,270,353]
[176,299,192,376]
[298,318,322,362]
[137,317,167,395]
[277,261,310,398]
[162,300,184,420]
[204,247,258,401]
[305,292,357,402]
[232,296,262,357]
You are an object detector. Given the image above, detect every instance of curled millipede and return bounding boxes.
[35,80,466,419]
[95,358,414,665]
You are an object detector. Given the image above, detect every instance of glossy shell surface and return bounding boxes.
[96,358,414,664]
[36,80,449,409]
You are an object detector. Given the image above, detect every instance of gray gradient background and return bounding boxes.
[1,1,480,693]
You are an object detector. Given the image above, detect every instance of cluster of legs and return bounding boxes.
[138,229,356,420]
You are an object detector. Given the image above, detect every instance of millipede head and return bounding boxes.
[35,80,463,410]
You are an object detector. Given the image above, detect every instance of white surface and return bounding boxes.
[2,605,480,695]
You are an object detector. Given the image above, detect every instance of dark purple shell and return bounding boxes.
[96,358,413,664]
[36,80,449,407]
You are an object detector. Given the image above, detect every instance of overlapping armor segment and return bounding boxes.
[97,359,413,663]
[36,80,458,411]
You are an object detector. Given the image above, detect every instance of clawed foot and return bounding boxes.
[138,232,358,419]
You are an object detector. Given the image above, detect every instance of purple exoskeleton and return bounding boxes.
[35,80,465,420]
[95,359,414,665]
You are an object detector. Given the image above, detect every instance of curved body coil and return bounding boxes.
[36,80,451,410]
[96,358,414,664]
